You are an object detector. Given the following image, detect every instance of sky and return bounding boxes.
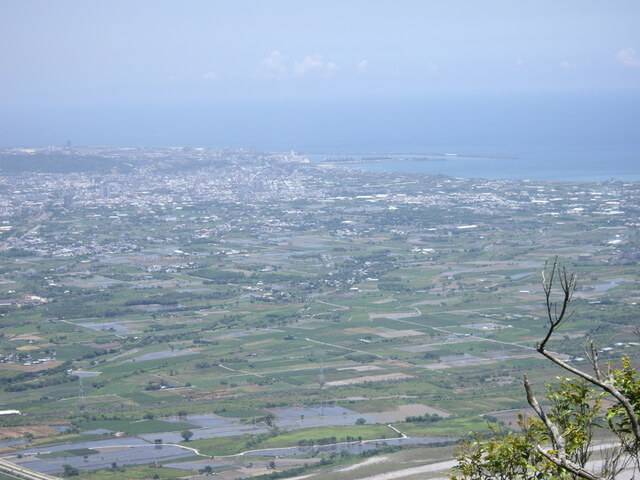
[2,0,640,108]
[0,1,639,149]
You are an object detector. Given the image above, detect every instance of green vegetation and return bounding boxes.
[38,448,96,459]
[451,262,640,479]
[0,148,637,478]
[76,419,196,435]
[74,465,192,480]
[62,464,79,476]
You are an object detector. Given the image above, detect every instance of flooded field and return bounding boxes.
[461,323,504,330]
[10,437,192,474]
[78,322,132,333]
[368,313,421,321]
[164,460,233,471]
[131,349,197,362]
[139,424,269,444]
[5,401,456,474]
[245,436,456,457]
[400,344,438,353]
[0,439,26,448]
[164,414,234,428]
[135,303,185,312]
[61,275,124,288]
[509,271,535,280]
[592,278,635,292]
[73,370,101,378]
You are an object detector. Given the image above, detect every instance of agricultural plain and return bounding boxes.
[0,147,638,478]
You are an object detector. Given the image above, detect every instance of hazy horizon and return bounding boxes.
[1,1,639,182]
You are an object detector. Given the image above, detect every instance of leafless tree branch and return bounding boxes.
[534,445,603,480]
[524,374,565,452]
[583,337,603,382]
[537,258,640,445]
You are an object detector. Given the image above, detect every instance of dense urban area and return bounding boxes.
[0,146,638,479]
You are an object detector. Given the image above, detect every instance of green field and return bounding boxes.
[0,148,638,478]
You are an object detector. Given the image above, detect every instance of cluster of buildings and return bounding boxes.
[0,146,637,260]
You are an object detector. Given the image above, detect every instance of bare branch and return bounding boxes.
[539,346,640,445]
[538,257,576,352]
[598,444,630,480]
[537,258,640,450]
[524,370,603,480]
[524,375,565,452]
[583,338,603,382]
[535,445,603,480]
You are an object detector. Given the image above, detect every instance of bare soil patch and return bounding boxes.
[344,327,379,335]
[337,365,381,372]
[369,313,420,320]
[0,425,59,440]
[0,361,62,372]
[375,329,424,338]
[373,298,396,304]
[10,333,43,341]
[16,345,40,351]
[326,373,412,386]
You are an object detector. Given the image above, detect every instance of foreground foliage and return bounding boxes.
[451,259,640,480]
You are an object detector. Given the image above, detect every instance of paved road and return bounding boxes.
[0,458,63,480]
[304,337,387,360]
[0,210,51,251]
[392,306,538,351]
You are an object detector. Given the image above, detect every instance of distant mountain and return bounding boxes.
[0,153,132,173]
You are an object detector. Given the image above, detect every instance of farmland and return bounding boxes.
[0,146,638,478]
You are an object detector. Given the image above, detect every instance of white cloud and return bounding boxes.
[261,50,290,79]
[615,48,640,67]
[202,71,219,81]
[515,58,524,68]
[560,60,575,69]
[293,55,324,76]
[324,61,338,77]
[357,59,369,74]
[428,61,439,74]
[260,51,338,78]
[293,55,338,77]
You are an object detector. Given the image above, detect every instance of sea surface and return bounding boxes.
[1,92,638,181]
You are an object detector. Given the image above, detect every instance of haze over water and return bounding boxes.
[1,1,639,181]
[4,92,638,181]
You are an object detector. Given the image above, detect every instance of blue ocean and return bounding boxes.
[1,92,638,181]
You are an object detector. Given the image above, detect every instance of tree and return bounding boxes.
[264,413,276,427]
[451,258,640,480]
[356,417,367,425]
[62,464,79,476]
[181,430,194,442]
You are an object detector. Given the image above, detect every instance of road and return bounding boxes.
[0,210,51,252]
[391,306,538,352]
[217,424,407,458]
[304,337,387,360]
[315,299,350,310]
[0,458,63,480]
[218,363,264,378]
[345,460,458,480]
